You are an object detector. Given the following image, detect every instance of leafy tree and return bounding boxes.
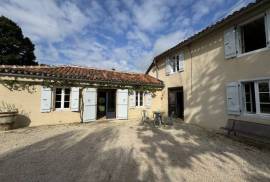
[0,16,37,65]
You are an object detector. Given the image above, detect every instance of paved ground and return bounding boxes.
[0,120,270,182]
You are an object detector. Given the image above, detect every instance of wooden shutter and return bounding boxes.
[165,59,172,75]
[71,87,80,111]
[83,88,97,122]
[178,52,184,71]
[40,86,52,113]
[144,93,152,109]
[224,27,237,59]
[116,89,128,119]
[266,10,270,46]
[129,90,135,108]
[226,82,241,115]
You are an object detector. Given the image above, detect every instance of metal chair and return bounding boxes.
[167,111,175,125]
[141,110,148,125]
[153,112,163,127]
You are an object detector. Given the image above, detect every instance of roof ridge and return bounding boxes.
[0,64,163,86]
[0,65,51,68]
[0,64,147,75]
[54,64,146,75]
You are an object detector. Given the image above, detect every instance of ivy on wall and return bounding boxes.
[0,77,163,94]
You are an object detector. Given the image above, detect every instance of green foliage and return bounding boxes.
[0,16,37,65]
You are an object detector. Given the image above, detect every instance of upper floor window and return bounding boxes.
[165,52,184,75]
[224,12,270,59]
[239,16,267,54]
[55,88,70,109]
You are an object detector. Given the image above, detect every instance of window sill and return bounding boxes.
[237,46,270,58]
[54,108,71,112]
[169,70,184,75]
[242,113,270,120]
[135,106,145,108]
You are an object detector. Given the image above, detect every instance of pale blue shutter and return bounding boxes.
[144,93,152,109]
[40,86,52,112]
[117,89,128,119]
[226,82,240,115]
[71,87,80,111]
[266,10,270,46]
[178,52,184,71]
[165,59,171,75]
[83,88,97,122]
[129,90,135,108]
[224,27,237,59]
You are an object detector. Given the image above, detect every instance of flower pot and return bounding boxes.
[0,111,18,131]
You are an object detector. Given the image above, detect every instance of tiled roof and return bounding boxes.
[0,65,163,87]
[146,0,268,73]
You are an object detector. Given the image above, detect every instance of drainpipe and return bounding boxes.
[187,44,193,96]
[154,59,159,79]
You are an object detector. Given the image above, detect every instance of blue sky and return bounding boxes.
[0,0,254,72]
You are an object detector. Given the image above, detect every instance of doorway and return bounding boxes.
[168,87,184,119]
[97,89,116,119]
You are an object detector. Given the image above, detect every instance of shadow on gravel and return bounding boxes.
[0,127,139,182]
[0,122,270,182]
[137,122,270,182]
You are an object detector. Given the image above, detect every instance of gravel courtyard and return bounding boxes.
[0,120,270,182]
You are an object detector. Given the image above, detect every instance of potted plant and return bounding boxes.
[0,102,18,131]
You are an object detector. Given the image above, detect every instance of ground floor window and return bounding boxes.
[135,91,144,107]
[243,80,270,114]
[55,88,71,109]
[243,82,256,113]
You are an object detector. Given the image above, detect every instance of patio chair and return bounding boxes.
[141,110,148,125]
[166,111,175,125]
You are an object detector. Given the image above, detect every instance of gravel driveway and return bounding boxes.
[0,120,270,182]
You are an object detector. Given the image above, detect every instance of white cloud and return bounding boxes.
[192,0,225,23]
[0,0,89,42]
[153,30,192,55]
[127,29,151,48]
[131,0,173,31]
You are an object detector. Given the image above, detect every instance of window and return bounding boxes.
[55,88,70,109]
[239,16,267,54]
[243,82,256,113]
[258,81,270,114]
[135,91,144,107]
[165,52,184,75]
[242,80,270,115]
[170,55,182,72]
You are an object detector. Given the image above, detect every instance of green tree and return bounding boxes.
[0,16,37,65]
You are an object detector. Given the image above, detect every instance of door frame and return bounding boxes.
[97,89,116,119]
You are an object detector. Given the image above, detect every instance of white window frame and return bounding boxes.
[241,79,270,117]
[135,91,144,107]
[54,87,71,111]
[236,13,270,57]
[242,82,256,114]
[169,53,184,74]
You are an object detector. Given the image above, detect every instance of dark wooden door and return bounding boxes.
[168,87,184,119]
[106,90,116,119]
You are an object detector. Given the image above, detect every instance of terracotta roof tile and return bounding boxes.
[0,65,163,87]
